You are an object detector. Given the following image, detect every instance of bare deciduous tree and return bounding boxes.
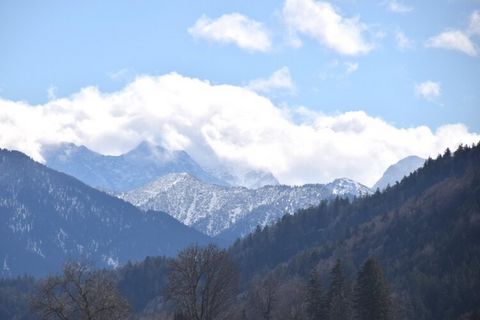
[245,274,280,320]
[30,261,130,320]
[166,244,239,320]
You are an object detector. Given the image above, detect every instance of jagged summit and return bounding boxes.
[326,178,371,196]
[119,173,371,240]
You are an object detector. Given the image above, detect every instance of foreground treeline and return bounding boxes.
[1,143,480,319]
[6,246,393,320]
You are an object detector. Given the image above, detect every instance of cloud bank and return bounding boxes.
[188,13,271,52]
[0,73,478,187]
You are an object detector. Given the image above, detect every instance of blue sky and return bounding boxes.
[0,0,479,185]
[1,0,479,129]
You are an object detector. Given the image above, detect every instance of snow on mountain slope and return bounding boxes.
[119,173,371,239]
[43,141,227,192]
[373,155,425,191]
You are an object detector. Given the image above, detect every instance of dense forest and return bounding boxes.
[230,143,480,319]
[1,142,479,319]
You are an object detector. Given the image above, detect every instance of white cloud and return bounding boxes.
[469,10,480,36]
[318,60,359,79]
[415,81,441,101]
[426,30,477,56]
[344,62,358,74]
[282,0,372,55]
[0,73,478,187]
[395,31,414,50]
[188,13,271,52]
[247,67,296,94]
[386,1,413,13]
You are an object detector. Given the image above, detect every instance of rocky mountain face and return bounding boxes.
[373,155,425,190]
[0,149,213,277]
[119,173,371,241]
[42,141,227,192]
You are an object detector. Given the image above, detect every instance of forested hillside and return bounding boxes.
[230,143,480,319]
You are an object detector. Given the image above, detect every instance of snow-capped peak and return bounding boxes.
[325,178,372,196]
[119,174,372,239]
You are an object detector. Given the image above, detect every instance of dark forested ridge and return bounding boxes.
[0,143,479,319]
[0,149,213,277]
[229,143,480,319]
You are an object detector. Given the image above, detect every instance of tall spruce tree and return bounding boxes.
[326,260,352,320]
[354,257,391,320]
[306,268,326,320]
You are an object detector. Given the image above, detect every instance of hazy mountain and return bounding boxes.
[42,141,227,192]
[0,149,213,277]
[210,167,280,189]
[372,155,425,190]
[119,173,371,240]
[237,170,279,188]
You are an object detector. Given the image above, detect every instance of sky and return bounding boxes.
[0,0,479,187]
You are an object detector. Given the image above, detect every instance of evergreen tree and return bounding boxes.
[326,260,351,320]
[354,257,391,320]
[306,268,326,320]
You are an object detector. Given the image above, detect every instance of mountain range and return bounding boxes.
[118,173,371,241]
[43,141,426,242]
[43,142,280,191]
[0,141,428,276]
[0,149,213,277]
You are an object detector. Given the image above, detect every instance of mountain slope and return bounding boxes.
[119,173,371,239]
[43,141,226,192]
[229,144,480,319]
[0,149,212,277]
[373,155,425,190]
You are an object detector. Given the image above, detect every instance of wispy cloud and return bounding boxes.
[415,81,441,101]
[47,86,58,100]
[318,60,359,80]
[426,30,477,56]
[386,1,413,13]
[188,13,272,52]
[468,10,480,36]
[282,0,373,55]
[247,67,296,95]
[426,11,479,57]
[395,31,414,50]
[344,62,359,74]
[108,68,131,82]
